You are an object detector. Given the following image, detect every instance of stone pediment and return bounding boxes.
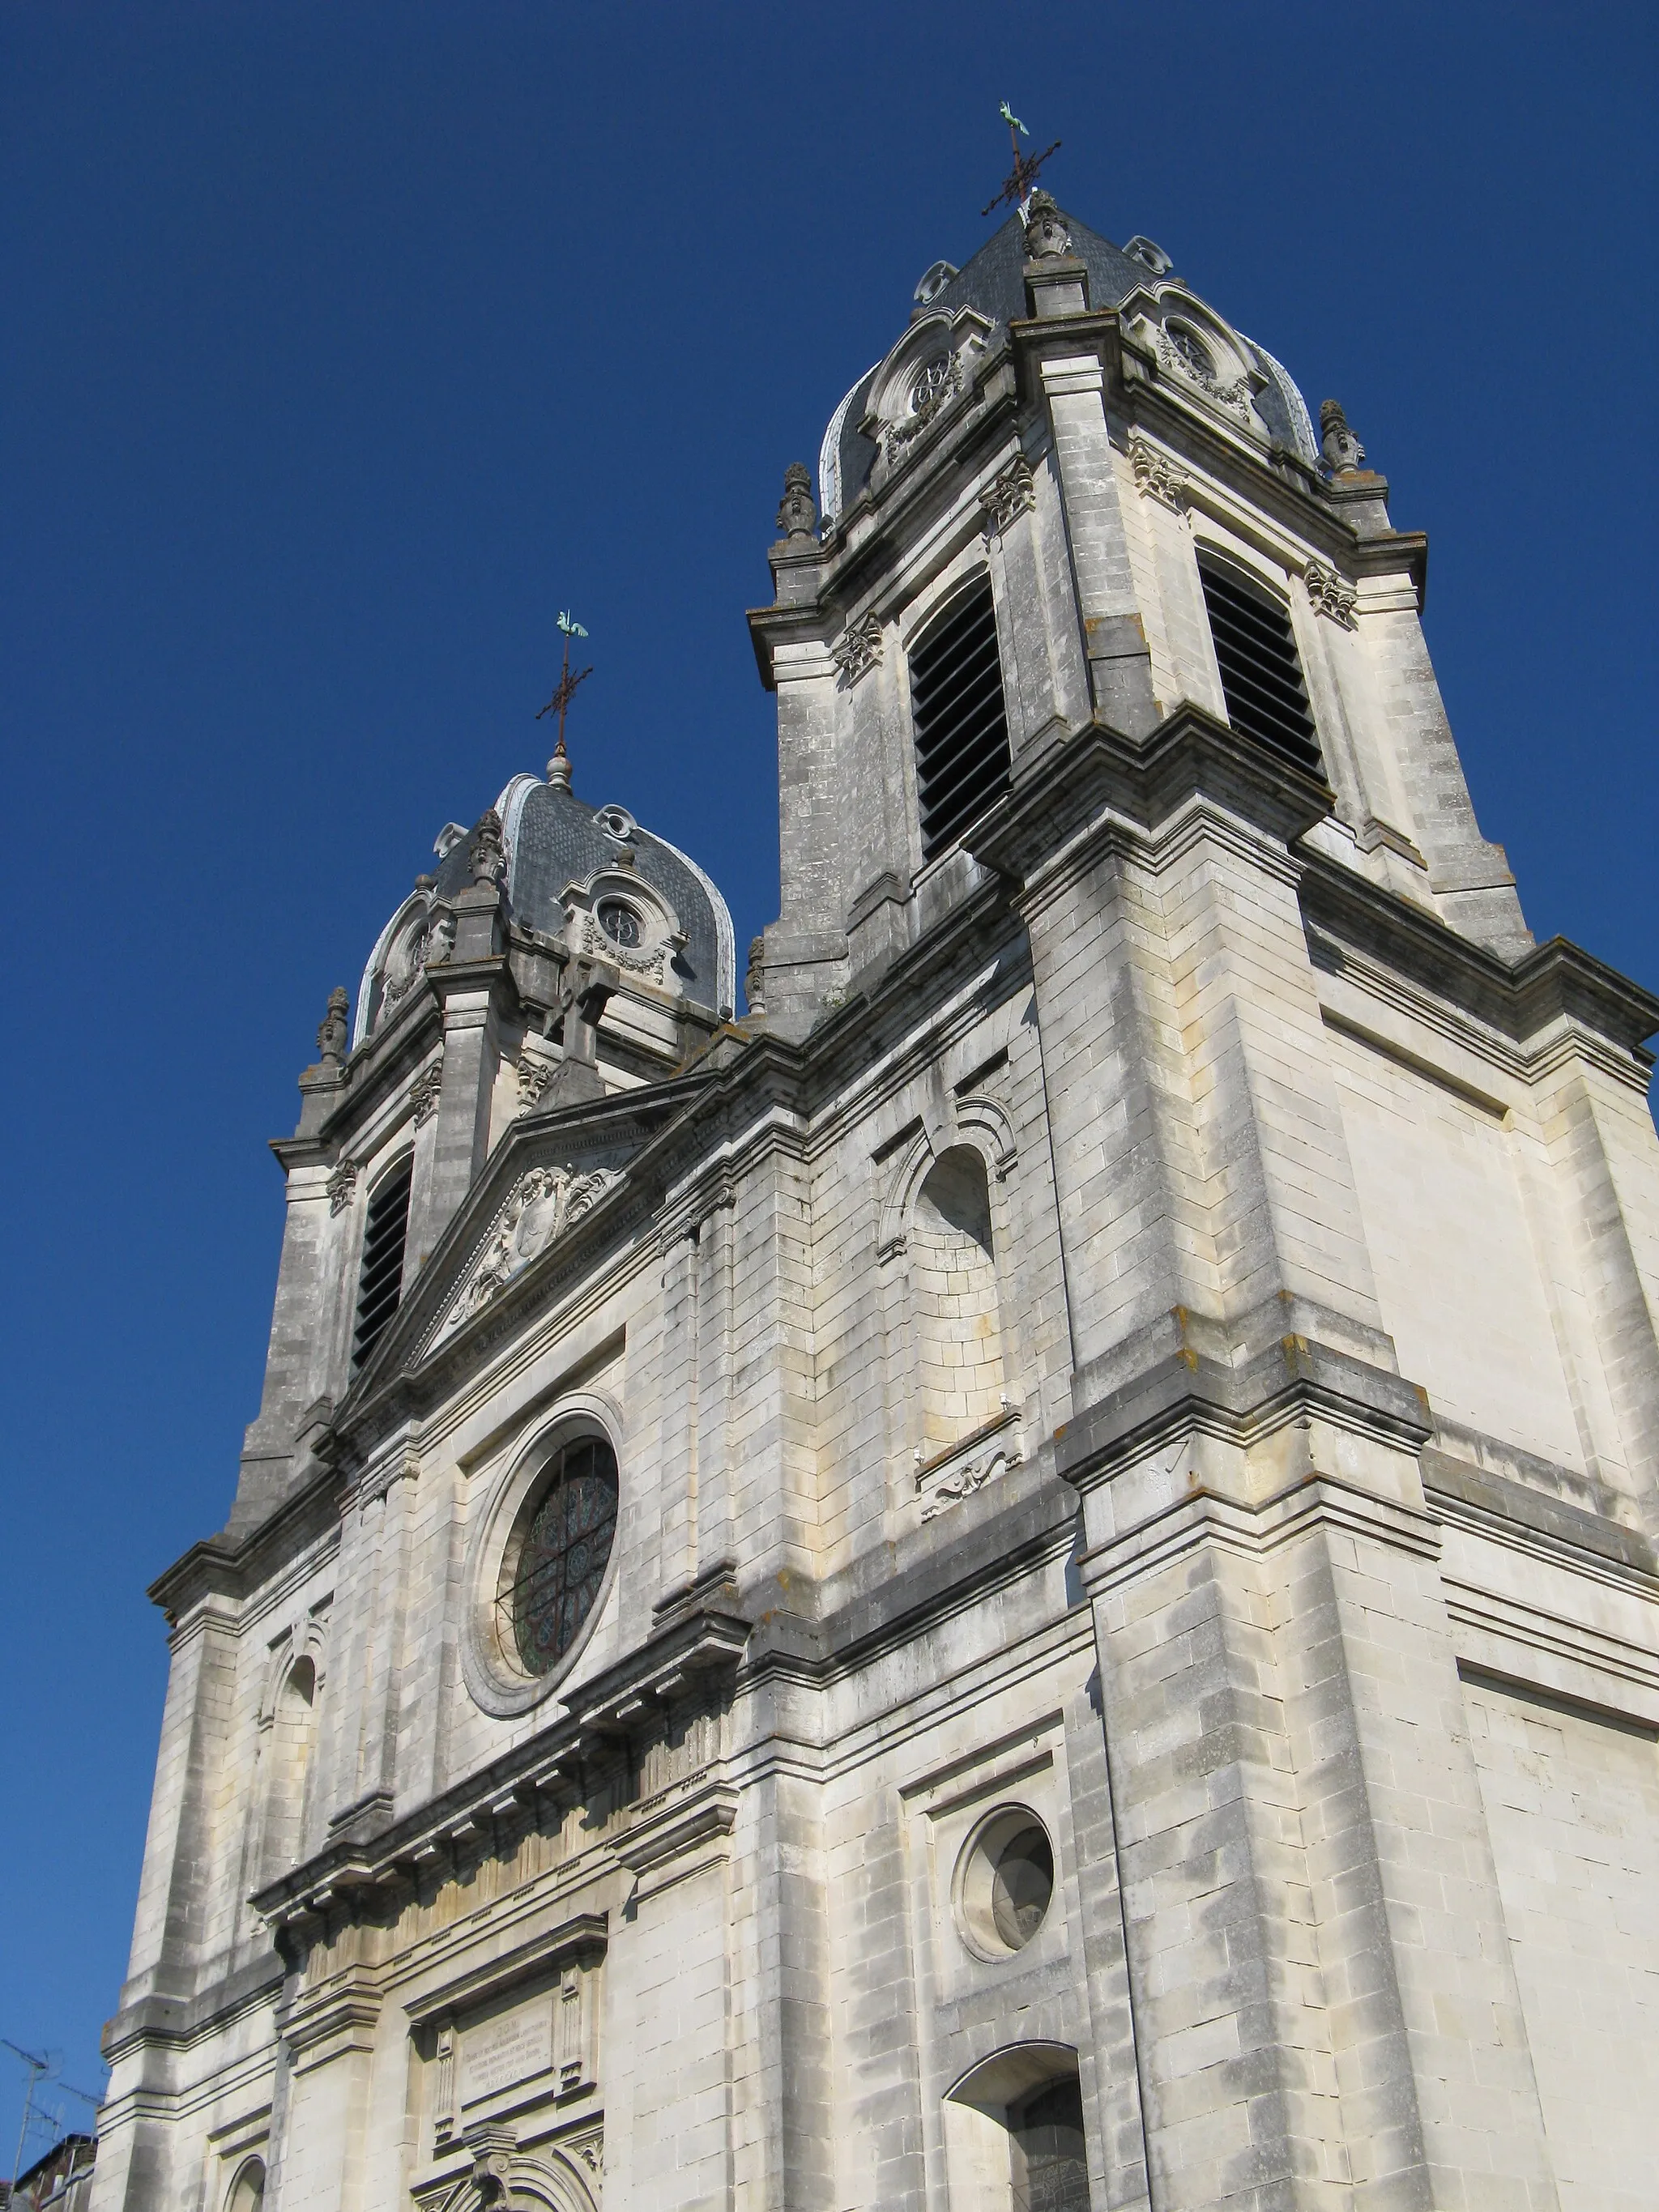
[443,1163,623,1334]
[424,1161,625,1352]
[337,1071,719,1408]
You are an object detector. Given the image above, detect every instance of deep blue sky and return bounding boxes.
[2,0,1654,2140]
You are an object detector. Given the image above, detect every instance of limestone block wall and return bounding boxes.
[1462,1673,1659,2212]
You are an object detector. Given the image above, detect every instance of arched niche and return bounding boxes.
[224,2153,266,2212]
[944,2043,1090,2212]
[259,1652,318,1882]
[909,1144,1009,1456]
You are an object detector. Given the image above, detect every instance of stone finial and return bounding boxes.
[744,935,766,1018]
[775,462,817,541]
[546,734,573,791]
[316,986,349,1068]
[1022,190,1071,261]
[469,808,505,886]
[1320,399,1367,477]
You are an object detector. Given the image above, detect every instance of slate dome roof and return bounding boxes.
[818,207,1320,525]
[353,768,736,1046]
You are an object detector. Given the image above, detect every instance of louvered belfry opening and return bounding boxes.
[352,1157,413,1372]
[910,574,1013,862]
[1197,555,1322,773]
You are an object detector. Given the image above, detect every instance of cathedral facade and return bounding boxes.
[92,190,1659,2212]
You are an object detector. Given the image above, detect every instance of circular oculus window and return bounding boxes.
[597,898,642,948]
[957,1807,1056,1958]
[909,355,954,414]
[1167,323,1216,381]
[497,1433,619,1677]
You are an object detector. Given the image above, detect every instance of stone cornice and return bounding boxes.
[403,1912,608,2028]
[250,1595,750,1940]
[100,1950,287,2065]
[1302,852,1659,1063]
[1056,1333,1435,1496]
[971,701,1333,893]
[148,1460,347,1624]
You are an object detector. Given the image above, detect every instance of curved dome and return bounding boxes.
[353,772,736,1046]
[816,208,1321,522]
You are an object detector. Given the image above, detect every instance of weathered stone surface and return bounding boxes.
[95,192,1659,2212]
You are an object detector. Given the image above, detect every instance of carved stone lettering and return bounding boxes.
[460,2005,553,2106]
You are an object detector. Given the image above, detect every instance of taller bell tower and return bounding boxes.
[744,185,1659,2210]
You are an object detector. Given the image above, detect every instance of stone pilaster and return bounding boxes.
[981,445,1091,768]
[1364,599,1530,957]
[763,638,847,1041]
[1037,352,1160,739]
[1062,1349,1560,2211]
[657,1217,702,1600]
[406,900,510,1279]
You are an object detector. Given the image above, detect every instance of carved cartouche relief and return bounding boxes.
[442,1165,623,1334]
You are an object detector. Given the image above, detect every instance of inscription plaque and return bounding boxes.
[460,2003,553,2105]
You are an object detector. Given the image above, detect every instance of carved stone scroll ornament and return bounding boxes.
[569,2129,603,2176]
[411,1059,445,1127]
[833,612,883,687]
[516,1055,556,1112]
[379,908,454,1022]
[326,1159,357,1216]
[443,1163,623,1333]
[880,349,965,467]
[462,2124,517,2209]
[1128,433,1188,512]
[1303,558,1359,629]
[919,1446,1014,1521]
[978,454,1035,537]
[578,912,669,982]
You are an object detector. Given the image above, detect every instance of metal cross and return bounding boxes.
[536,610,593,762]
[982,101,1061,218]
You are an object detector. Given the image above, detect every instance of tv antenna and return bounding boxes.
[2,2043,101,2205]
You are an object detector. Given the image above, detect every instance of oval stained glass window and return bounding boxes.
[503,1435,619,1676]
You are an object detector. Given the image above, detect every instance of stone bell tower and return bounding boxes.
[741,183,1659,2209]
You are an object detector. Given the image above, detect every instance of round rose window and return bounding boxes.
[500,1434,619,1675]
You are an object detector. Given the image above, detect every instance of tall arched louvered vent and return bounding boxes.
[1196,556,1322,773]
[352,1157,413,1372]
[910,576,1012,862]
